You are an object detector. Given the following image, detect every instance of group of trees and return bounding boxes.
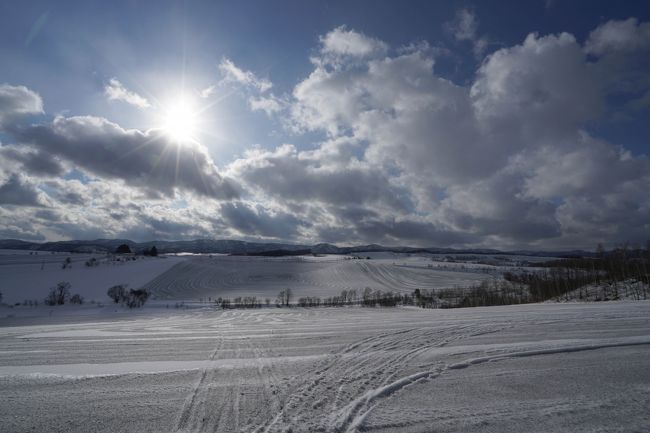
[115,244,159,256]
[232,296,264,308]
[504,243,650,302]
[107,284,150,308]
[212,296,270,309]
[213,288,416,309]
[143,246,158,256]
[276,289,293,306]
[44,282,84,306]
[414,280,528,309]
[115,244,132,254]
[308,288,414,307]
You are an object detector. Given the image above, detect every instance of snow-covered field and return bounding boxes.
[0,250,496,305]
[0,250,185,305]
[144,255,490,300]
[1,301,649,432]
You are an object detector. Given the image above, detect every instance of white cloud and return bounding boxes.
[200,85,216,99]
[2,19,650,248]
[470,32,602,139]
[281,23,650,247]
[0,84,43,126]
[218,58,272,92]
[320,26,388,59]
[450,8,478,41]
[446,8,489,56]
[248,95,285,116]
[104,78,150,108]
[585,18,650,55]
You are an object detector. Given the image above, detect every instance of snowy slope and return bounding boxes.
[0,301,648,432]
[143,255,491,300]
[0,250,185,304]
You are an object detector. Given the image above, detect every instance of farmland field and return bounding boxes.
[144,255,492,300]
[0,251,495,305]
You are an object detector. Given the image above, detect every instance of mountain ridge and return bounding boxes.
[0,238,592,258]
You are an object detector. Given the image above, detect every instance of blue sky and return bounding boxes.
[0,1,649,248]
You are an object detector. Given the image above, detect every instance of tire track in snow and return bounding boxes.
[173,335,224,433]
[334,335,650,433]
[257,324,499,433]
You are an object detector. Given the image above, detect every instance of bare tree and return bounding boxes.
[54,282,71,305]
[285,288,292,306]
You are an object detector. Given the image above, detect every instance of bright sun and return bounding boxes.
[162,97,198,142]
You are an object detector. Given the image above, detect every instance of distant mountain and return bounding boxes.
[0,238,592,258]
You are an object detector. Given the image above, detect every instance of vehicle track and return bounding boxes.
[255,323,506,433]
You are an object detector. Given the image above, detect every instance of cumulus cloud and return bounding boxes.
[2,19,650,248]
[0,84,43,127]
[14,115,238,200]
[219,58,272,92]
[471,32,603,140]
[228,143,410,212]
[104,78,151,108]
[275,22,650,247]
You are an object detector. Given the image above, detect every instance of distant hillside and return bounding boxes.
[0,238,593,258]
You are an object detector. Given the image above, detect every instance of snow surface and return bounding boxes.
[1,301,649,432]
[0,250,185,304]
[143,255,491,300]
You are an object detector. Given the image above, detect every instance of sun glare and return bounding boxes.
[162,97,198,142]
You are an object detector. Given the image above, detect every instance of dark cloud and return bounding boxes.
[0,174,45,206]
[0,145,65,176]
[230,144,411,212]
[13,115,239,200]
[219,201,304,239]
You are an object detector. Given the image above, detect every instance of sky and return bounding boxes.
[0,0,649,250]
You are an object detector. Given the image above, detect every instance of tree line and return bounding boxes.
[504,243,650,302]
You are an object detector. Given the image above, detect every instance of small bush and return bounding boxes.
[115,244,132,254]
[123,289,150,308]
[107,284,128,303]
